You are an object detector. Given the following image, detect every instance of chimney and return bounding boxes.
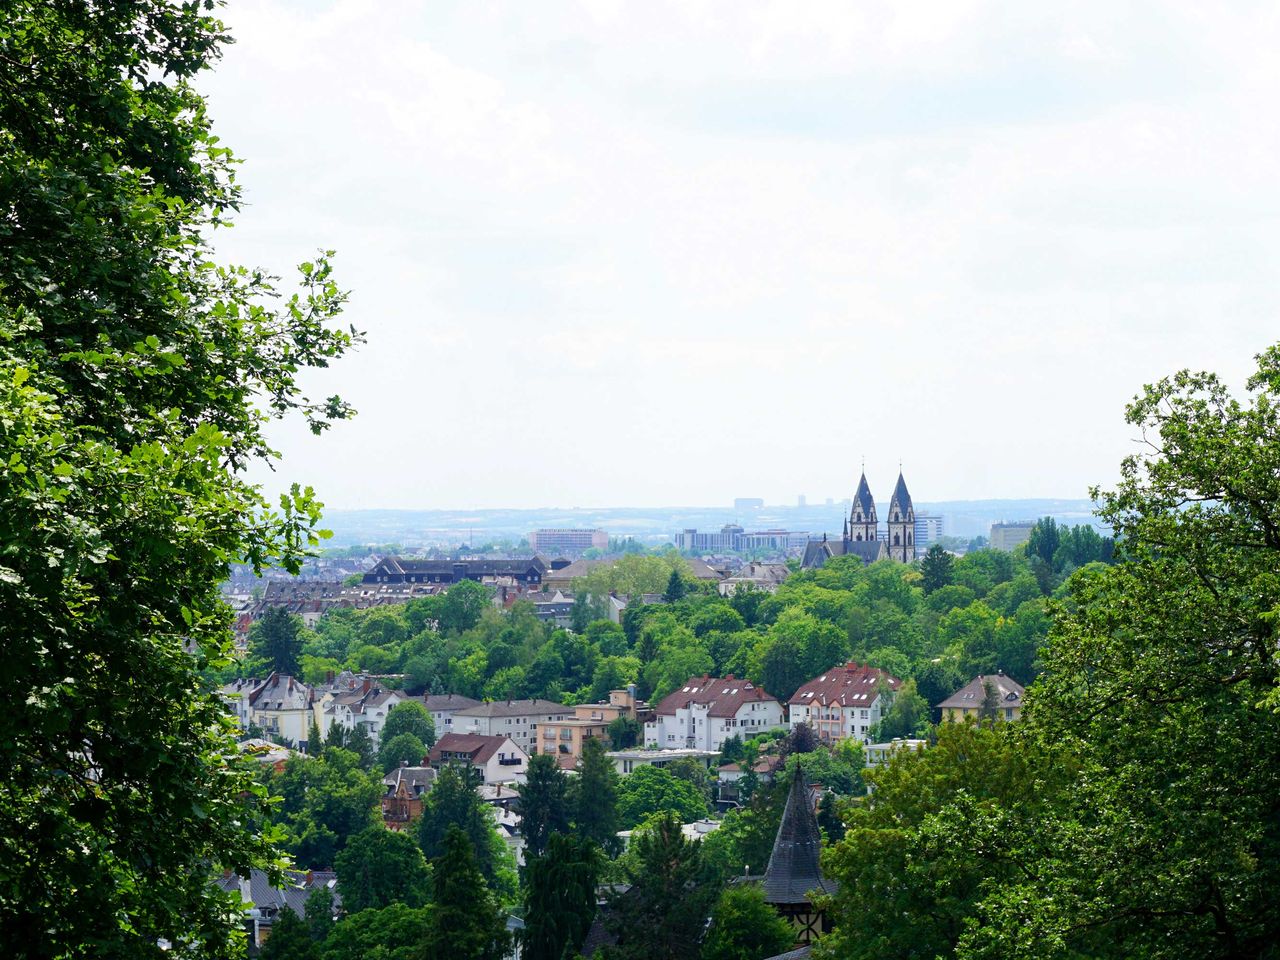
[362,679,371,695]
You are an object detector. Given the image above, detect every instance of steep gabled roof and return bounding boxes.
[428,732,522,766]
[788,661,900,708]
[652,675,780,718]
[763,768,836,905]
[889,472,912,511]
[852,473,875,515]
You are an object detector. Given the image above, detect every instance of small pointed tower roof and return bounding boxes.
[889,471,913,514]
[852,473,876,517]
[763,767,837,904]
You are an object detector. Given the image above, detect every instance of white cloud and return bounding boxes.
[203,0,1279,509]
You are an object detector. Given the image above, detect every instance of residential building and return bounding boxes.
[718,562,791,596]
[864,739,928,769]
[527,528,608,555]
[605,747,719,776]
[312,672,407,744]
[674,526,809,553]
[787,662,901,745]
[237,738,303,772]
[422,692,482,735]
[645,674,786,752]
[381,764,436,830]
[989,521,1036,552]
[364,555,548,587]
[220,677,258,729]
[247,673,315,746]
[451,699,572,756]
[801,470,918,569]
[427,732,529,784]
[215,868,340,950]
[938,671,1025,723]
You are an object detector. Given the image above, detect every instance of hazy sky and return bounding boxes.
[203,1,1278,510]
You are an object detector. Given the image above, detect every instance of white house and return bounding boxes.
[422,692,482,736]
[787,661,901,745]
[644,675,786,752]
[427,733,529,784]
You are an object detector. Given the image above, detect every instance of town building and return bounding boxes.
[427,732,529,784]
[381,764,436,830]
[605,747,719,776]
[989,521,1036,552]
[864,739,928,769]
[787,662,901,745]
[527,528,609,555]
[452,699,573,756]
[542,556,723,593]
[216,868,340,950]
[801,470,917,569]
[421,692,482,736]
[319,680,406,745]
[914,515,945,549]
[246,673,314,746]
[717,562,791,596]
[938,671,1025,723]
[363,555,548,587]
[673,526,810,553]
[645,675,786,752]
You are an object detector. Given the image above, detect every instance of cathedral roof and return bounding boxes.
[889,471,912,509]
[763,767,837,905]
[852,473,875,515]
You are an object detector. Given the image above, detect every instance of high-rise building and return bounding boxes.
[914,515,945,549]
[989,521,1035,552]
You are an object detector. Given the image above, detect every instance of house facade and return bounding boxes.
[938,671,1025,723]
[427,732,529,784]
[452,699,572,756]
[787,662,901,745]
[645,675,786,752]
[422,692,482,737]
[381,765,436,830]
[246,673,315,745]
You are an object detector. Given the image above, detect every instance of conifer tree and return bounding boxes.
[572,736,621,855]
[426,826,511,960]
[520,833,601,960]
[517,753,571,858]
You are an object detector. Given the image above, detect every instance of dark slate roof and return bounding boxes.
[421,693,481,712]
[889,472,912,511]
[937,671,1025,710]
[763,768,837,905]
[453,698,570,719]
[765,948,812,960]
[802,538,888,569]
[852,473,875,515]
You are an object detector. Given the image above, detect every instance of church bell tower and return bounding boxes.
[846,472,877,544]
[886,471,915,563]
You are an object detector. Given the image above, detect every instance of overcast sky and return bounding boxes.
[203,1,1278,510]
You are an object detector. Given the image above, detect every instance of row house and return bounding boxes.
[453,698,572,757]
[422,692,482,736]
[645,675,786,752]
[427,733,529,785]
[787,662,900,745]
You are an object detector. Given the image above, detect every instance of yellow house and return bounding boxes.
[938,671,1025,723]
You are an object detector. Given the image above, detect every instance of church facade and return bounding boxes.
[801,471,917,569]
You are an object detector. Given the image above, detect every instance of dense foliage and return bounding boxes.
[0,2,358,954]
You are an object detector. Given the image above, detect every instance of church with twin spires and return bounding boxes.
[800,470,917,569]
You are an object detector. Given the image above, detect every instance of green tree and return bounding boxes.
[345,723,377,770]
[517,753,571,858]
[616,764,710,830]
[701,884,795,960]
[572,736,621,854]
[378,732,427,773]
[664,568,688,602]
[334,825,431,914]
[520,833,602,960]
[425,826,512,960]
[436,579,492,635]
[871,678,930,741]
[605,813,717,960]
[251,606,305,677]
[272,748,380,868]
[607,714,641,749]
[304,885,336,942]
[259,909,313,960]
[307,718,324,756]
[959,348,1280,959]
[417,763,502,882]
[319,903,435,960]
[919,544,955,594]
[0,8,357,921]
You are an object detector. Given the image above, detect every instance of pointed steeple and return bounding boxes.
[890,471,911,512]
[763,767,836,905]
[852,473,875,516]
[886,470,916,562]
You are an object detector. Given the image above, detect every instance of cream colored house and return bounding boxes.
[938,671,1025,723]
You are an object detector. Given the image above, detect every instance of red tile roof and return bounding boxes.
[653,674,780,719]
[788,662,900,707]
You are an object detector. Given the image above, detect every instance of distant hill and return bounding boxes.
[320,499,1103,548]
